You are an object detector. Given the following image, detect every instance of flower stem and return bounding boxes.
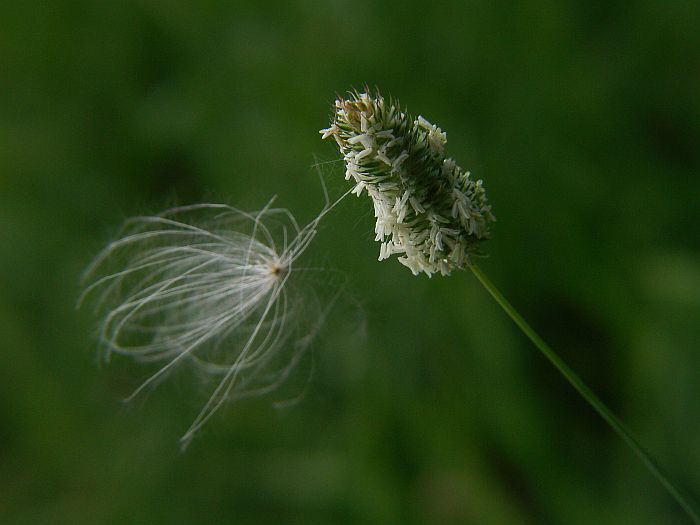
[468,262,699,524]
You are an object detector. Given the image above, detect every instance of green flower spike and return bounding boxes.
[321,90,495,277]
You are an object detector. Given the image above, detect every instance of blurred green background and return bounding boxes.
[2,1,700,523]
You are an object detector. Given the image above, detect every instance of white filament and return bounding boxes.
[80,187,350,448]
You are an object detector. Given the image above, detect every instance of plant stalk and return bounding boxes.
[468,262,699,524]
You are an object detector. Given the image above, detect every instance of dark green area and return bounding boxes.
[2,1,699,523]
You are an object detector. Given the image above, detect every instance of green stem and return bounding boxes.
[468,262,699,524]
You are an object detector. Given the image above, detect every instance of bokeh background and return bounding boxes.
[2,1,700,523]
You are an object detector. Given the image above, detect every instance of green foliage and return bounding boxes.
[2,1,699,523]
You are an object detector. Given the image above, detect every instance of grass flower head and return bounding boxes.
[321,89,496,276]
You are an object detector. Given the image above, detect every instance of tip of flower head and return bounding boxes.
[321,89,495,277]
